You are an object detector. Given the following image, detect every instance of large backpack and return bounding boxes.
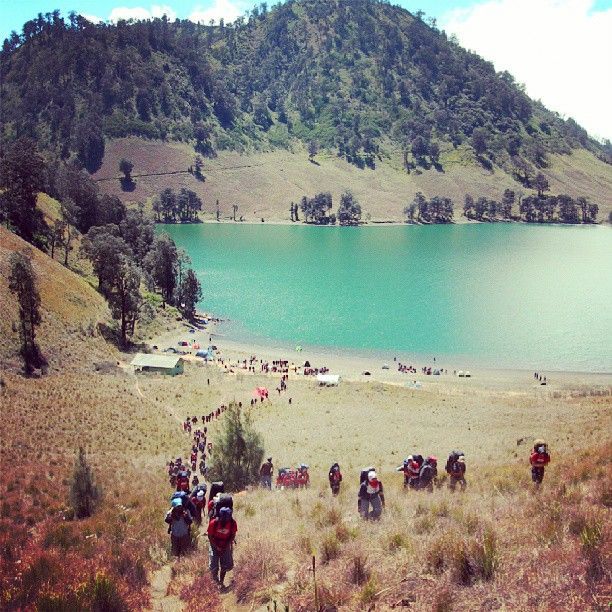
[412,455,424,468]
[446,450,465,472]
[210,493,233,518]
[360,466,375,485]
[192,483,207,498]
[208,481,224,504]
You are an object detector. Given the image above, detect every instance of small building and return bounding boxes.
[131,353,184,376]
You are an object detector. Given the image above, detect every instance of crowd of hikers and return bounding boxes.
[164,412,551,588]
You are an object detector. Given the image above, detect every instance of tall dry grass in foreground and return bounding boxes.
[200,443,610,611]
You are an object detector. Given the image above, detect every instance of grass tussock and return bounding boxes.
[233,537,288,604]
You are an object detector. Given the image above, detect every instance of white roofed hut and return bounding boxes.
[131,353,184,376]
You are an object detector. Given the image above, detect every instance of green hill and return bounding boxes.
[1,0,610,211]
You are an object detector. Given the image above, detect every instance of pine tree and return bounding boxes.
[69,447,102,519]
[178,269,202,322]
[207,403,265,491]
[8,250,46,374]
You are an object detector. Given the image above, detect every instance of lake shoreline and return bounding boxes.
[155,218,608,228]
[150,317,612,395]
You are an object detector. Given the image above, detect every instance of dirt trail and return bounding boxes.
[148,565,183,612]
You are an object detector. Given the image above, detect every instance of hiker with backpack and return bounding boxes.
[207,506,237,589]
[417,456,438,492]
[190,486,207,525]
[328,463,342,495]
[530,440,550,488]
[260,457,273,489]
[358,470,385,520]
[445,451,467,491]
[165,497,193,557]
[397,456,421,489]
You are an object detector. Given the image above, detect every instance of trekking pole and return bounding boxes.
[312,555,319,611]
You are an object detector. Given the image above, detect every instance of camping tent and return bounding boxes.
[254,387,269,399]
[317,374,340,386]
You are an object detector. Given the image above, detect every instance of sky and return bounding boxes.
[1,0,611,140]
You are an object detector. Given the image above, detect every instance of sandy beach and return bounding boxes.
[150,317,612,397]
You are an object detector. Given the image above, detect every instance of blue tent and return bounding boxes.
[196,350,210,359]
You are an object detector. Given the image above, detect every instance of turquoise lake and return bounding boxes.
[161,223,612,372]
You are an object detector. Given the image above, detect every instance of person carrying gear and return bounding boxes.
[418,456,438,492]
[191,488,207,525]
[445,451,467,491]
[397,456,421,488]
[358,471,385,520]
[328,463,342,495]
[165,498,193,557]
[530,440,550,488]
[260,457,273,489]
[296,464,310,488]
[207,507,237,588]
[176,470,190,492]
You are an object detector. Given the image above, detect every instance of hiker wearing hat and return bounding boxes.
[165,498,193,556]
[418,456,438,492]
[445,451,467,492]
[260,457,273,489]
[191,488,207,524]
[358,470,385,520]
[397,456,421,489]
[530,440,550,488]
[207,506,238,588]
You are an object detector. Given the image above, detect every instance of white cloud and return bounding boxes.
[441,0,612,140]
[109,4,177,23]
[189,0,245,24]
[81,13,103,24]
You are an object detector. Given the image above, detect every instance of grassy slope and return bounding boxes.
[0,226,111,370]
[94,137,612,222]
[0,229,187,609]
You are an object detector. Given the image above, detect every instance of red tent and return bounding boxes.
[253,387,269,399]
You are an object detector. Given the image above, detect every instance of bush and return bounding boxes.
[321,531,340,563]
[206,403,265,491]
[87,572,128,611]
[43,524,78,550]
[69,447,101,519]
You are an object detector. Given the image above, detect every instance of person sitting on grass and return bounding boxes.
[165,498,193,557]
[530,440,550,489]
[207,507,237,589]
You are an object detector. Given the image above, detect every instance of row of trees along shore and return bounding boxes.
[463,176,599,224]
[296,191,363,225]
[1,137,202,360]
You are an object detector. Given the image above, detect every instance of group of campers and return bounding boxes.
[164,420,551,588]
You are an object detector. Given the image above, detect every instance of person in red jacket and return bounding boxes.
[530,440,550,488]
[207,507,237,588]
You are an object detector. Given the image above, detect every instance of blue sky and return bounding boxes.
[1,0,610,38]
[1,0,611,139]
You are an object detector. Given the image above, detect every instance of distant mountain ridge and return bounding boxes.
[1,0,610,185]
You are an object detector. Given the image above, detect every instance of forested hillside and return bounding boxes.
[2,0,610,182]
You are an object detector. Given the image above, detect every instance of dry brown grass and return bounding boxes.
[94,137,612,221]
